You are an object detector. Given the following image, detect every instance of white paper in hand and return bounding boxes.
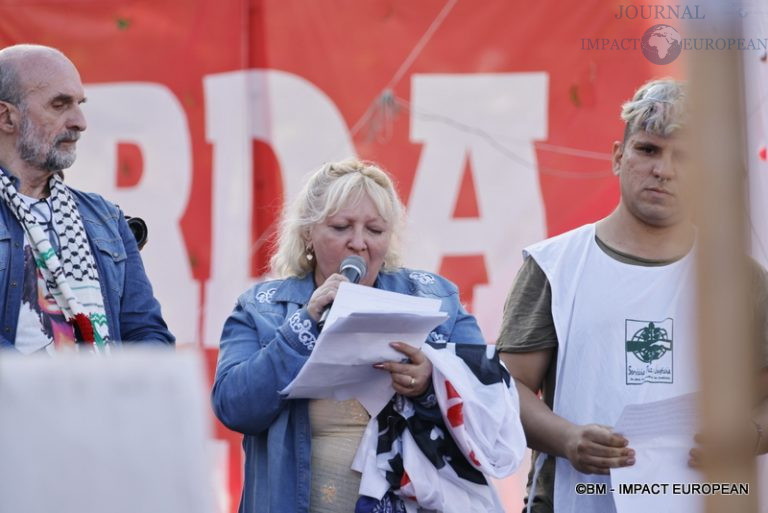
[611,393,703,513]
[322,281,443,329]
[282,282,447,415]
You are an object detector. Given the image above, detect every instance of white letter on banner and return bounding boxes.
[67,83,198,344]
[203,70,355,347]
[406,73,548,340]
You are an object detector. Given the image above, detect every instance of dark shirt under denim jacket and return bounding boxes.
[0,170,174,347]
[212,268,485,513]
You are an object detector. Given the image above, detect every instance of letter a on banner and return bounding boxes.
[406,73,548,339]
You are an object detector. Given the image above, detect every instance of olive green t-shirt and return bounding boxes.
[496,235,768,513]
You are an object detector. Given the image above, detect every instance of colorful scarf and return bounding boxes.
[0,171,110,349]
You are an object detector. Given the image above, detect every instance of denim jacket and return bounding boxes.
[212,268,485,513]
[0,173,174,347]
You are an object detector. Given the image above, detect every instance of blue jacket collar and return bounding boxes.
[0,166,21,188]
[269,270,393,305]
[271,272,316,305]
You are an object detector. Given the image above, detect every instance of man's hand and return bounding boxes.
[688,421,763,468]
[564,424,635,475]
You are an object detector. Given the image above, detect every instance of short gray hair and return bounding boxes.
[621,79,686,142]
[269,158,405,278]
[0,44,70,106]
[0,58,22,105]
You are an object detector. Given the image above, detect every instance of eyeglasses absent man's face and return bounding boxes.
[612,131,690,228]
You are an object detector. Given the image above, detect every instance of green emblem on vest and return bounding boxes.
[625,321,672,363]
[625,318,674,385]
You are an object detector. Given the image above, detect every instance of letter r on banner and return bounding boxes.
[68,83,199,344]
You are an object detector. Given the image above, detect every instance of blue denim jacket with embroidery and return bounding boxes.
[0,171,174,347]
[212,268,485,513]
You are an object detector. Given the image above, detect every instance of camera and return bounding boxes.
[125,216,148,250]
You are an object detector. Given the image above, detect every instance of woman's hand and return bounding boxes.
[306,273,349,321]
[374,342,433,397]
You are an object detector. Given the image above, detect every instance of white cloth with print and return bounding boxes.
[14,195,70,354]
[353,344,526,513]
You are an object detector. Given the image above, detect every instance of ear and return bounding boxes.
[0,101,17,134]
[301,226,313,247]
[611,140,624,176]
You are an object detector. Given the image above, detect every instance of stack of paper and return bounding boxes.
[282,282,448,414]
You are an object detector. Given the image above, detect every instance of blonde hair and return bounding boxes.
[620,79,686,142]
[269,158,405,278]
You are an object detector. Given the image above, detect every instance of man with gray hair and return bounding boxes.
[0,44,173,352]
[496,79,768,512]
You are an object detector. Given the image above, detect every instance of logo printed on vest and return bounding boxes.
[625,318,673,384]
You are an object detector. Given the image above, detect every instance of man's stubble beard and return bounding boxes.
[16,112,78,173]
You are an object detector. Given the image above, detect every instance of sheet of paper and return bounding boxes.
[0,348,214,513]
[611,393,704,513]
[283,283,447,415]
[284,311,447,413]
[323,281,442,328]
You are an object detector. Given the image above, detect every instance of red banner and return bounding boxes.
[0,0,697,510]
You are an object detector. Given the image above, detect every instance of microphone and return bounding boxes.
[338,255,367,284]
[317,255,367,331]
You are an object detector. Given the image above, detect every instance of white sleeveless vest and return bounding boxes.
[526,224,698,513]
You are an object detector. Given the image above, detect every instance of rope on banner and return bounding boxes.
[393,94,612,178]
[348,0,458,140]
[337,0,617,181]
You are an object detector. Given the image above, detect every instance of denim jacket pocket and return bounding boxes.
[91,238,126,296]
[0,227,9,272]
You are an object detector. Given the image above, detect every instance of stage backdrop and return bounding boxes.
[1,1,766,511]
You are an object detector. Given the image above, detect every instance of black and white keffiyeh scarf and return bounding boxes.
[0,171,110,349]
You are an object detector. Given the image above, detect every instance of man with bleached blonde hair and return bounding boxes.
[496,79,768,513]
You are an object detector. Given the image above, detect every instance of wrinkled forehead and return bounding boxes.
[17,52,84,102]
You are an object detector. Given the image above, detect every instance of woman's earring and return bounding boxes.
[306,246,314,261]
